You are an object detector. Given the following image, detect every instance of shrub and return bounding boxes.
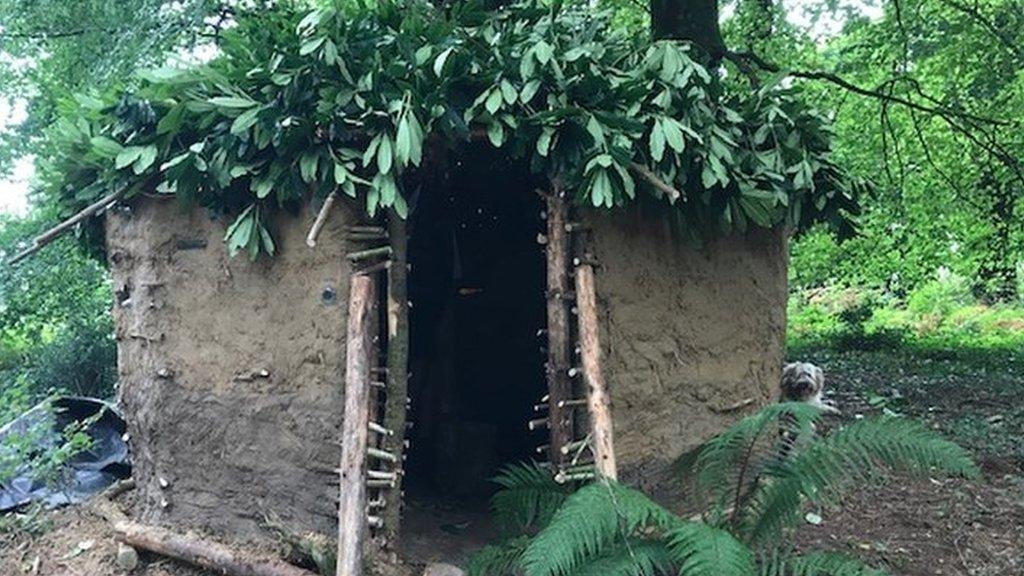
[468,404,977,576]
[906,269,973,317]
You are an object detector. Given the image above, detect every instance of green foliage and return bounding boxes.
[469,404,976,576]
[491,462,572,534]
[45,0,860,259]
[788,284,1024,354]
[0,211,116,417]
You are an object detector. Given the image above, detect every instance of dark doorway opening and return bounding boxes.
[401,148,547,563]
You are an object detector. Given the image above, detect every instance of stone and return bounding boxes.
[115,543,139,571]
[423,562,465,576]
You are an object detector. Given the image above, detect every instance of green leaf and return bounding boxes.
[300,152,319,183]
[115,146,144,170]
[300,36,327,56]
[537,127,555,157]
[90,136,124,159]
[667,523,754,576]
[534,41,554,65]
[208,96,258,109]
[230,106,262,135]
[377,134,393,175]
[485,89,503,115]
[662,118,685,154]
[500,79,518,105]
[434,47,454,77]
[487,122,505,147]
[520,79,541,104]
[649,121,666,162]
[133,145,158,174]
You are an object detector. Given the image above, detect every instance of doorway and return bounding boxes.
[400,148,547,563]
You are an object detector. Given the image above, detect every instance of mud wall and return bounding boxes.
[583,209,788,500]
[106,198,358,541]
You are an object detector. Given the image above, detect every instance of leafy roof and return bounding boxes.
[45,0,862,258]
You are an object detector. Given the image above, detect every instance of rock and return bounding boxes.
[423,562,464,576]
[116,543,139,571]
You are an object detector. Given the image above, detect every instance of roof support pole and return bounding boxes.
[545,181,574,466]
[337,274,375,576]
[381,212,409,550]
[574,263,617,480]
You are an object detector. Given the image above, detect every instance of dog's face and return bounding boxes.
[781,362,824,402]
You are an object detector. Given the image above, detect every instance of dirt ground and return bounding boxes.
[0,495,207,576]
[3,348,1023,575]
[790,349,1024,576]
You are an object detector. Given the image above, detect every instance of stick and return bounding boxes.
[346,246,392,262]
[306,192,338,248]
[337,274,374,576]
[628,163,682,204]
[114,521,316,576]
[8,189,123,265]
[545,183,574,466]
[575,264,618,480]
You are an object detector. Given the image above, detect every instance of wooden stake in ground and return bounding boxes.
[337,274,375,576]
[114,521,316,576]
[381,212,409,549]
[545,186,574,466]
[574,263,617,480]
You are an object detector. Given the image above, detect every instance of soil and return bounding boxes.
[0,495,206,576]
[789,349,1024,576]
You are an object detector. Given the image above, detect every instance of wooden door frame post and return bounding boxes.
[545,181,574,466]
[337,275,375,576]
[574,263,617,480]
[381,212,409,549]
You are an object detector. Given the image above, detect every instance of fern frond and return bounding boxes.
[759,551,890,576]
[467,536,530,576]
[568,539,674,576]
[491,462,573,534]
[743,416,978,545]
[521,480,678,576]
[677,403,823,514]
[667,522,755,576]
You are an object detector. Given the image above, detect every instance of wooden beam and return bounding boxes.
[337,274,375,576]
[114,521,316,576]
[306,192,338,248]
[545,186,574,466]
[574,264,617,480]
[8,189,123,265]
[381,212,409,550]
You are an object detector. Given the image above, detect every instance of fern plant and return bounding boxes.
[467,403,977,576]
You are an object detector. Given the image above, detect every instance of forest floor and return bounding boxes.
[790,348,1024,576]
[2,348,1023,575]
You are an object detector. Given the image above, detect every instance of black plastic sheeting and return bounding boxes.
[0,396,131,512]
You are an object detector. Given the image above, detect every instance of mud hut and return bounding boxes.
[20,2,858,573]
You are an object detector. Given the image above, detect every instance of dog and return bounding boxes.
[778,362,839,458]
[780,362,840,414]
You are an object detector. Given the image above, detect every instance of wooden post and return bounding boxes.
[545,185,573,466]
[574,264,617,480]
[381,212,409,549]
[337,275,375,576]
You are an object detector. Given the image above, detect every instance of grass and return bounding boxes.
[788,283,1024,467]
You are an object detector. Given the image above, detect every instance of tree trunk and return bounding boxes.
[649,0,726,59]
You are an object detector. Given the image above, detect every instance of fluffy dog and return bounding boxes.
[780,362,839,414]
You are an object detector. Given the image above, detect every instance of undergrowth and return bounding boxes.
[467,403,976,576]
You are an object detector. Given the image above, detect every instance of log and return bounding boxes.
[337,274,375,576]
[306,192,338,248]
[381,212,410,549]
[8,189,123,265]
[113,521,316,576]
[545,186,574,465]
[574,264,618,480]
